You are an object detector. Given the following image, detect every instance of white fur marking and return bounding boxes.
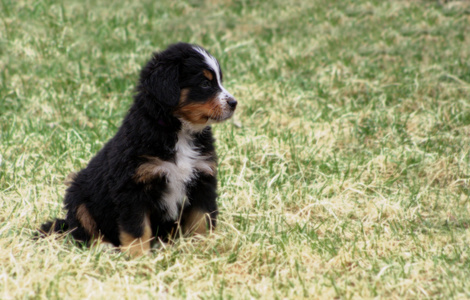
[148,126,214,221]
[193,46,235,99]
[194,46,221,82]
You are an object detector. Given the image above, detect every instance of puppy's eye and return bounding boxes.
[200,80,211,88]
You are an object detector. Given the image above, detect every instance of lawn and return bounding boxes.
[1,0,470,298]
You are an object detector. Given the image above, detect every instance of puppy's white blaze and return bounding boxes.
[193,46,229,94]
[193,46,220,81]
[153,127,214,221]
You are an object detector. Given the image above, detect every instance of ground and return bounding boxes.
[1,0,470,298]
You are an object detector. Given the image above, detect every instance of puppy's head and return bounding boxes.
[174,45,237,126]
[138,43,237,128]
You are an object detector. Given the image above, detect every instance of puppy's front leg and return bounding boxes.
[182,208,213,235]
[118,208,153,257]
[182,173,218,236]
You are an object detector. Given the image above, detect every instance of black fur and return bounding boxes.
[39,43,237,251]
[40,219,68,234]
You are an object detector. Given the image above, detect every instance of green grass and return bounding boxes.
[1,0,470,298]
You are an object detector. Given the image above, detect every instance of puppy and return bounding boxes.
[40,42,237,256]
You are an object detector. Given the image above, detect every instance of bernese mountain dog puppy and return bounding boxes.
[40,42,237,257]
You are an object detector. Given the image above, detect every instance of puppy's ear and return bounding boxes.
[143,61,180,108]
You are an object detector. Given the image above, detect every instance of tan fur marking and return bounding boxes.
[174,98,223,124]
[203,69,213,81]
[120,214,152,257]
[134,156,167,184]
[179,88,190,105]
[76,204,97,236]
[183,210,210,235]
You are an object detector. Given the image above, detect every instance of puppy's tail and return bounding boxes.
[37,173,76,237]
[38,219,69,236]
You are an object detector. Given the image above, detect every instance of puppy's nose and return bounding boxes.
[227,98,238,109]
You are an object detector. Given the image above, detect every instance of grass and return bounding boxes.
[1,0,470,298]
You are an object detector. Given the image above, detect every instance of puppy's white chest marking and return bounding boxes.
[160,132,198,220]
[136,130,216,221]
